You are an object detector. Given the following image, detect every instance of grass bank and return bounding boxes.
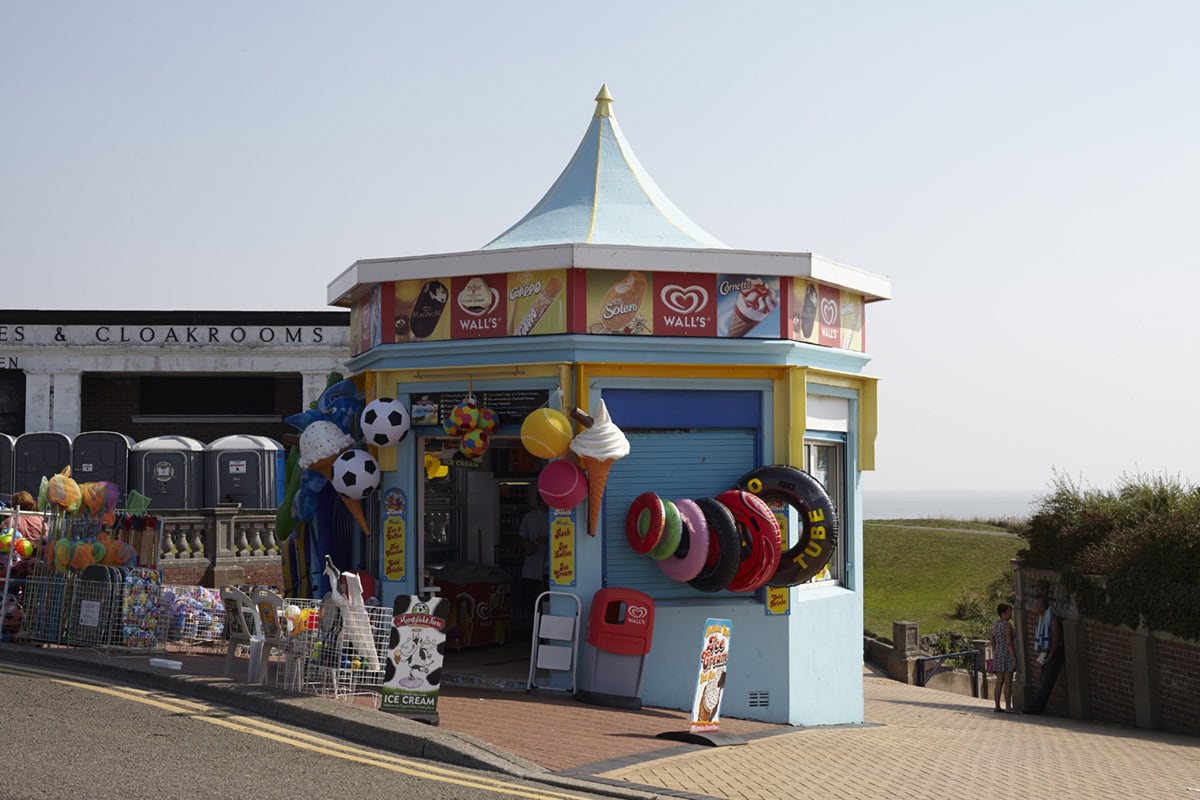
[863,520,1022,639]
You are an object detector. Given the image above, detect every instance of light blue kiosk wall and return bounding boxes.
[352,335,870,727]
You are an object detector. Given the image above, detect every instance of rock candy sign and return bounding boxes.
[689,618,732,734]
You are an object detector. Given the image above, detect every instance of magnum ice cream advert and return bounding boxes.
[394,278,451,342]
[790,279,863,351]
[507,269,566,336]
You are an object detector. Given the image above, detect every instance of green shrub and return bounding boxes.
[1019,471,1200,639]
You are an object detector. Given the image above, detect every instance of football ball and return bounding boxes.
[330,449,381,499]
[360,397,410,447]
[448,399,480,433]
[459,430,490,458]
[476,406,500,434]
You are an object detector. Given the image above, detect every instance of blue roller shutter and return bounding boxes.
[603,429,758,601]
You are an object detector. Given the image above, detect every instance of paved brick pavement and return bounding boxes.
[594,666,1200,800]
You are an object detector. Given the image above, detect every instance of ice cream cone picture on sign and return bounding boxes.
[569,400,630,536]
[717,275,780,338]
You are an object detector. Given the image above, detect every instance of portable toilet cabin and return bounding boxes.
[71,431,135,490]
[130,436,205,510]
[13,431,72,497]
[0,433,13,499]
[204,435,283,509]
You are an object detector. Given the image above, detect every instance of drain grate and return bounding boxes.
[748,690,770,708]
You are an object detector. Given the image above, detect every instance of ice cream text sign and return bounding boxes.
[690,618,732,734]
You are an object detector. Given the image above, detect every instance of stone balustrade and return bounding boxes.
[156,505,284,589]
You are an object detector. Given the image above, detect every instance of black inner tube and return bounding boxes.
[736,465,839,587]
[688,497,742,593]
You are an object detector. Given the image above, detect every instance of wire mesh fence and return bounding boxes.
[19,569,167,653]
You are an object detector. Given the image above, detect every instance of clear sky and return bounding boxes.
[3,3,1197,494]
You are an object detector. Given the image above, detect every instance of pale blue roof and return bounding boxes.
[482,86,728,251]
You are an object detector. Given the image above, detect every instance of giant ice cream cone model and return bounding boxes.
[299,421,372,534]
[569,400,630,536]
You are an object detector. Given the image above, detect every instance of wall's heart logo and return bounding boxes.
[819,297,839,326]
[660,284,709,315]
[627,605,648,620]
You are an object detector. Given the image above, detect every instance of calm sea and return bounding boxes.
[863,489,1042,521]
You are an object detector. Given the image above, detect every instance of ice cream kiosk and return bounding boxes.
[327,86,891,726]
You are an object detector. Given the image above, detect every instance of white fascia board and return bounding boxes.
[328,243,891,306]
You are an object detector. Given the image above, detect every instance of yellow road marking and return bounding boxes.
[1,663,585,800]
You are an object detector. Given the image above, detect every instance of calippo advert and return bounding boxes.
[381,595,449,718]
[383,488,406,581]
[550,508,576,587]
[507,269,567,336]
[583,270,653,335]
[690,618,732,734]
[394,278,452,342]
[715,275,781,338]
[652,273,717,336]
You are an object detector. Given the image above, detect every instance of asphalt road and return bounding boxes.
[0,662,605,800]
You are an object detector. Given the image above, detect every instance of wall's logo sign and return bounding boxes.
[659,284,709,315]
[819,297,839,327]
[627,605,648,622]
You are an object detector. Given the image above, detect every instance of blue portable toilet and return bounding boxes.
[14,431,72,497]
[203,435,283,509]
[71,431,135,490]
[130,436,206,509]
[0,433,13,499]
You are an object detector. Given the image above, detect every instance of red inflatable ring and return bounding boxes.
[736,465,839,587]
[717,489,782,592]
[657,499,709,582]
[688,498,741,593]
[625,492,665,554]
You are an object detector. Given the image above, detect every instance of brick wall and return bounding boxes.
[1084,621,1136,726]
[1156,637,1200,736]
[160,559,283,593]
[81,373,303,444]
[1022,607,1069,714]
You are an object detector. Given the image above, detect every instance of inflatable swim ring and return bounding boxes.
[717,489,782,592]
[648,499,683,561]
[625,492,665,554]
[736,464,839,587]
[657,499,710,582]
[688,498,741,593]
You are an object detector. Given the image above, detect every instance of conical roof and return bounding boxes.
[482,85,728,250]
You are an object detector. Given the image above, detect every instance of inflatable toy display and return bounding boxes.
[688,498,741,593]
[657,498,709,582]
[520,408,574,459]
[360,397,411,447]
[538,459,588,510]
[647,499,683,561]
[736,465,839,587]
[717,489,782,592]
[625,491,665,554]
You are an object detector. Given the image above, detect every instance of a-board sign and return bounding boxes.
[689,618,732,734]
[381,595,449,721]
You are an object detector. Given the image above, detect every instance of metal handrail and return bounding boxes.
[915,649,980,697]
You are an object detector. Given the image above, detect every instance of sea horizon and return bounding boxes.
[863,488,1043,521]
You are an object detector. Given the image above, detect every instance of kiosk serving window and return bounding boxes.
[803,438,846,585]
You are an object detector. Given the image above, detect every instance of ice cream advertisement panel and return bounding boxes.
[394,279,451,342]
[450,274,507,339]
[689,618,732,734]
[583,270,653,335]
[382,595,449,720]
[507,269,567,336]
[652,273,717,336]
[715,275,782,338]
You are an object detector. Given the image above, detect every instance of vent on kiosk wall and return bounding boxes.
[748,690,770,708]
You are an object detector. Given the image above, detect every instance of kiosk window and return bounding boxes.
[803,440,845,585]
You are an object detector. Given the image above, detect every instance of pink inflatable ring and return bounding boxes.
[657,499,710,582]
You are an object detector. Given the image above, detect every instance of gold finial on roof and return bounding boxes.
[593,84,614,118]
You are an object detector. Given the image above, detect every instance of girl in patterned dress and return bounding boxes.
[991,603,1017,712]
